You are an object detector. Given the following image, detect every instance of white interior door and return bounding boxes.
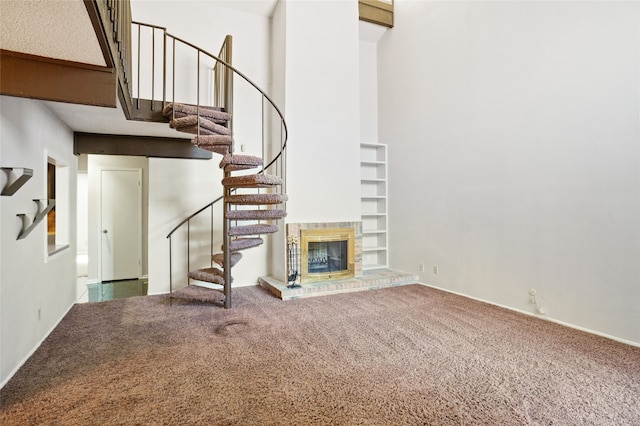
[101,169,142,281]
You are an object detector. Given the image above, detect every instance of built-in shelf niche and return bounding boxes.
[360,143,388,270]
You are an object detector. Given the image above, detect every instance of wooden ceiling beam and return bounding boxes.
[0,50,117,108]
[359,0,394,28]
[74,132,212,160]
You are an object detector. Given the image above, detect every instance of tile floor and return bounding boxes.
[76,277,148,303]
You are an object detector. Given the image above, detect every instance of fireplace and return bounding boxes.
[301,228,355,283]
[287,222,362,285]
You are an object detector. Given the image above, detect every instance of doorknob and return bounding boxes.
[103,229,108,234]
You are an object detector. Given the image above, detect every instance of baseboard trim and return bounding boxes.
[0,300,76,389]
[418,282,639,348]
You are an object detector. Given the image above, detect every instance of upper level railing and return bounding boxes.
[214,35,233,128]
[95,1,287,184]
[131,21,287,175]
[96,0,134,115]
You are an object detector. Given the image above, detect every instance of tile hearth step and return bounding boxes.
[258,269,419,301]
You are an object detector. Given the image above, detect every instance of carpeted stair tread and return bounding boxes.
[188,267,225,285]
[163,102,225,114]
[219,154,263,171]
[229,224,279,236]
[170,116,232,136]
[192,135,233,155]
[192,134,233,146]
[223,174,282,188]
[226,209,287,221]
[163,103,230,123]
[226,193,288,205]
[225,238,264,251]
[225,164,261,172]
[212,252,242,268]
[170,284,225,304]
[173,125,229,138]
[199,145,230,155]
[167,110,229,125]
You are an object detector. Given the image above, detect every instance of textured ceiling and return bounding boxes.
[0,0,106,66]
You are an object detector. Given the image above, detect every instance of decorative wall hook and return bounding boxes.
[17,199,55,240]
[1,167,33,196]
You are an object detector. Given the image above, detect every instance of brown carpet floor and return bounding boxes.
[1,284,638,425]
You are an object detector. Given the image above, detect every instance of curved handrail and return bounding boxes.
[166,195,223,239]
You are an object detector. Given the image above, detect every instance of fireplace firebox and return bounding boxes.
[300,228,355,283]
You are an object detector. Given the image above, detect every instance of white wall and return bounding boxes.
[379,1,640,344]
[360,37,378,143]
[281,0,361,224]
[268,0,288,281]
[269,0,362,280]
[0,96,77,385]
[147,156,227,294]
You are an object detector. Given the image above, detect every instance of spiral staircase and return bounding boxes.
[126,22,288,309]
[163,102,287,308]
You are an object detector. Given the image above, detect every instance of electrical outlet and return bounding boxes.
[433,266,438,275]
[419,263,424,272]
[529,288,537,296]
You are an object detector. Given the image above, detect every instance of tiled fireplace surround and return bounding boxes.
[287,221,363,285]
[259,222,417,300]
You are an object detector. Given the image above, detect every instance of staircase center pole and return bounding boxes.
[223,189,232,308]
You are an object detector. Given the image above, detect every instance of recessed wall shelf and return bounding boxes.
[1,167,33,196]
[360,143,388,270]
[17,199,55,240]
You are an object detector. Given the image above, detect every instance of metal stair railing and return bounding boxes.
[131,22,288,300]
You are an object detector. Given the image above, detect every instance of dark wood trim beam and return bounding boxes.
[0,50,117,107]
[359,0,394,28]
[74,132,212,160]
